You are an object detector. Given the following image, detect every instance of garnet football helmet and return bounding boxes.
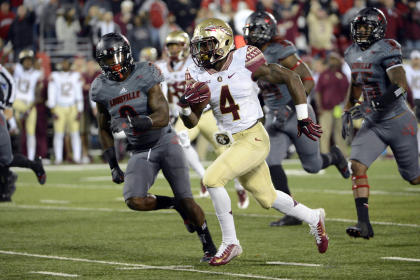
[350,7,387,49]
[243,11,277,48]
[190,18,234,68]
[95,33,134,81]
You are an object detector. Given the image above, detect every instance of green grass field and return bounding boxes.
[1,159,419,280]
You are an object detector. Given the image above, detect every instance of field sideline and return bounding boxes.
[1,159,419,279]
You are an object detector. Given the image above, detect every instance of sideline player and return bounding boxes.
[179,18,328,266]
[243,11,350,226]
[90,33,217,262]
[48,59,83,164]
[342,8,420,239]
[13,50,43,160]
[0,64,46,202]
[157,30,249,208]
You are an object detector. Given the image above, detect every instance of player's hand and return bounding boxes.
[127,115,153,131]
[297,117,322,141]
[177,94,189,108]
[341,110,353,139]
[111,166,124,184]
[183,81,210,104]
[110,117,130,133]
[52,113,59,120]
[269,106,293,131]
[76,112,82,121]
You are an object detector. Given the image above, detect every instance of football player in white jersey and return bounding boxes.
[13,50,43,160]
[47,59,83,164]
[178,18,329,266]
[158,30,249,208]
[405,50,420,149]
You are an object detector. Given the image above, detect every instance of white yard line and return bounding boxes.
[266,261,321,267]
[1,204,420,228]
[381,257,420,262]
[0,250,289,280]
[29,271,78,277]
[40,200,70,204]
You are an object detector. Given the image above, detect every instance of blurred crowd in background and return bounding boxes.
[1,0,420,164]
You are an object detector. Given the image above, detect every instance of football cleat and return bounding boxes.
[236,190,249,209]
[331,146,350,179]
[270,215,302,227]
[33,156,46,185]
[209,243,242,266]
[346,222,374,239]
[309,208,329,254]
[200,250,216,263]
[199,179,209,198]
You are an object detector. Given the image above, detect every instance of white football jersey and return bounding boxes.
[48,71,83,111]
[0,64,16,109]
[186,46,265,134]
[14,64,42,104]
[156,56,193,103]
[405,65,420,100]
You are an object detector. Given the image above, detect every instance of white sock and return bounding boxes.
[207,187,239,245]
[234,179,244,191]
[271,190,318,225]
[27,134,36,160]
[71,132,81,163]
[53,133,64,164]
[183,145,205,178]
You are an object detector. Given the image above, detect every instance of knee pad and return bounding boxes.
[251,186,276,209]
[177,130,191,148]
[301,155,322,174]
[202,172,224,188]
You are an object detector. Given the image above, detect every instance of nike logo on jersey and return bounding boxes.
[356,56,363,62]
[254,137,262,141]
[120,87,128,94]
[228,73,236,79]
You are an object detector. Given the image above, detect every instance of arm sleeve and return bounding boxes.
[245,45,267,74]
[381,39,403,71]
[143,63,165,93]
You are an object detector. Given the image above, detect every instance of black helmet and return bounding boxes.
[350,7,387,49]
[95,33,134,81]
[243,11,277,48]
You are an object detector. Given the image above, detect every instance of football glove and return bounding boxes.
[341,110,353,139]
[297,117,322,141]
[127,115,153,131]
[110,117,130,133]
[183,81,210,104]
[111,166,125,184]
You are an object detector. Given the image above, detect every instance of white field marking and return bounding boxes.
[0,250,290,280]
[40,200,70,204]
[115,197,125,201]
[405,187,420,192]
[266,261,321,267]
[29,271,78,277]
[381,257,420,262]
[1,204,420,229]
[117,265,194,270]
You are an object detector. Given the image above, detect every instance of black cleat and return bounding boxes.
[346,222,374,239]
[200,250,216,263]
[270,215,303,227]
[33,157,46,185]
[331,146,350,179]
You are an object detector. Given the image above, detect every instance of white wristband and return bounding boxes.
[180,107,192,116]
[295,104,308,120]
[8,117,17,130]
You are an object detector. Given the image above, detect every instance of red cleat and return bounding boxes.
[309,208,329,253]
[236,190,249,209]
[209,243,242,266]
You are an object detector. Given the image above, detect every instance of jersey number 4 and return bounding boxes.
[220,85,240,120]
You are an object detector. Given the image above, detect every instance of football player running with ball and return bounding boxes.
[90,33,217,262]
[243,11,350,227]
[179,19,328,266]
[342,7,420,239]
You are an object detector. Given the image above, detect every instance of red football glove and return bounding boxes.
[183,81,210,104]
[297,117,322,141]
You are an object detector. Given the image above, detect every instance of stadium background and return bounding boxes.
[1,0,419,163]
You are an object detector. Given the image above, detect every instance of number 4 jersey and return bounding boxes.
[186,45,265,134]
[90,62,166,150]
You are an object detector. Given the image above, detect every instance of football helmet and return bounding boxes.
[139,47,158,62]
[190,18,234,68]
[350,7,387,49]
[18,49,34,63]
[165,30,189,61]
[243,11,277,48]
[95,32,134,81]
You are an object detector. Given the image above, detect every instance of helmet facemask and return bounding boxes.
[191,37,222,68]
[350,8,387,50]
[97,46,133,81]
[243,23,272,48]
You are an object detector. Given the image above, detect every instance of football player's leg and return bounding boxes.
[52,107,66,164]
[387,112,420,184]
[69,106,81,163]
[348,122,386,239]
[160,139,217,261]
[0,114,13,201]
[8,153,46,185]
[26,107,37,160]
[233,179,249,209]
[318,110,333,154]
